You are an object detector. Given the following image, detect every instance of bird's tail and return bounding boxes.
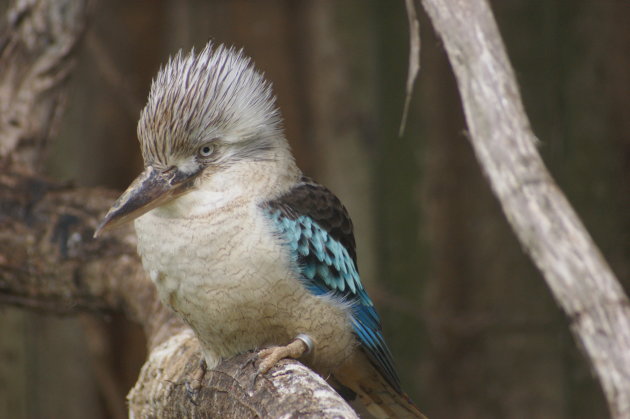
[331,351,427,419]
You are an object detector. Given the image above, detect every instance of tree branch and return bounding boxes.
[0,0,90,172]
[419,0,630,416]
[130,331,358,418]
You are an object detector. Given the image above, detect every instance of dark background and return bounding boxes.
[0,1,628,418]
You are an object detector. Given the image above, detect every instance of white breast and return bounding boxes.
[134,189,356,374]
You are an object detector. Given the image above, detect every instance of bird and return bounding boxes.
[95,42,425,418]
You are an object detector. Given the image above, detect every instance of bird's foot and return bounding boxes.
[257,334,314,375]
[185,358,207,402]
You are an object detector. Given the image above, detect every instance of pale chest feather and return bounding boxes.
[133,201,357,371]
[134,202,289,314]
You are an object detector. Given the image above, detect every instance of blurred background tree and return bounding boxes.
[0,0,627,418]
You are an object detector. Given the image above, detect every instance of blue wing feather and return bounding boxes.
[262,178,401,392]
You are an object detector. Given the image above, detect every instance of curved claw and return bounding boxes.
[185,358,207,403]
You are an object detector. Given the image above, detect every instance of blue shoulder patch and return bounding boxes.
[263,205,401,392]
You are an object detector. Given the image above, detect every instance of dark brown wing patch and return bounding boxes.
[263,176,357,265]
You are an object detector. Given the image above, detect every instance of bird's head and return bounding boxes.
[94,43,285,237]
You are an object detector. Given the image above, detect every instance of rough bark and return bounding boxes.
[0,1,357,417]
[0,2,99,417]
[0,0,88,173]
[420,0,630,417]
[129,331,357,418]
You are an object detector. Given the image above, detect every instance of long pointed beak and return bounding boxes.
[94,165,198,238]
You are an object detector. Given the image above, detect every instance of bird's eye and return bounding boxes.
[198,144,214,157]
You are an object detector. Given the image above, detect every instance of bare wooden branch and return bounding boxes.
[399,0,421,136]
[0,0,90,172]
[0,1,358,416]
[0,173,166,337]
[129,330,358,418]
[419,0,630,416]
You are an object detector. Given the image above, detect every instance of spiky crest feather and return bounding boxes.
[137,44,282,168]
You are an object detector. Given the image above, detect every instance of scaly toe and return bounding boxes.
[257,346,288,374]
[257,335,312,375]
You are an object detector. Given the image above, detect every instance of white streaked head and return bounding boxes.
[95,43,293,236]
[137,43,285,172]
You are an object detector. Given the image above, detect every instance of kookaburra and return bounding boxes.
[95,43,423,418]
